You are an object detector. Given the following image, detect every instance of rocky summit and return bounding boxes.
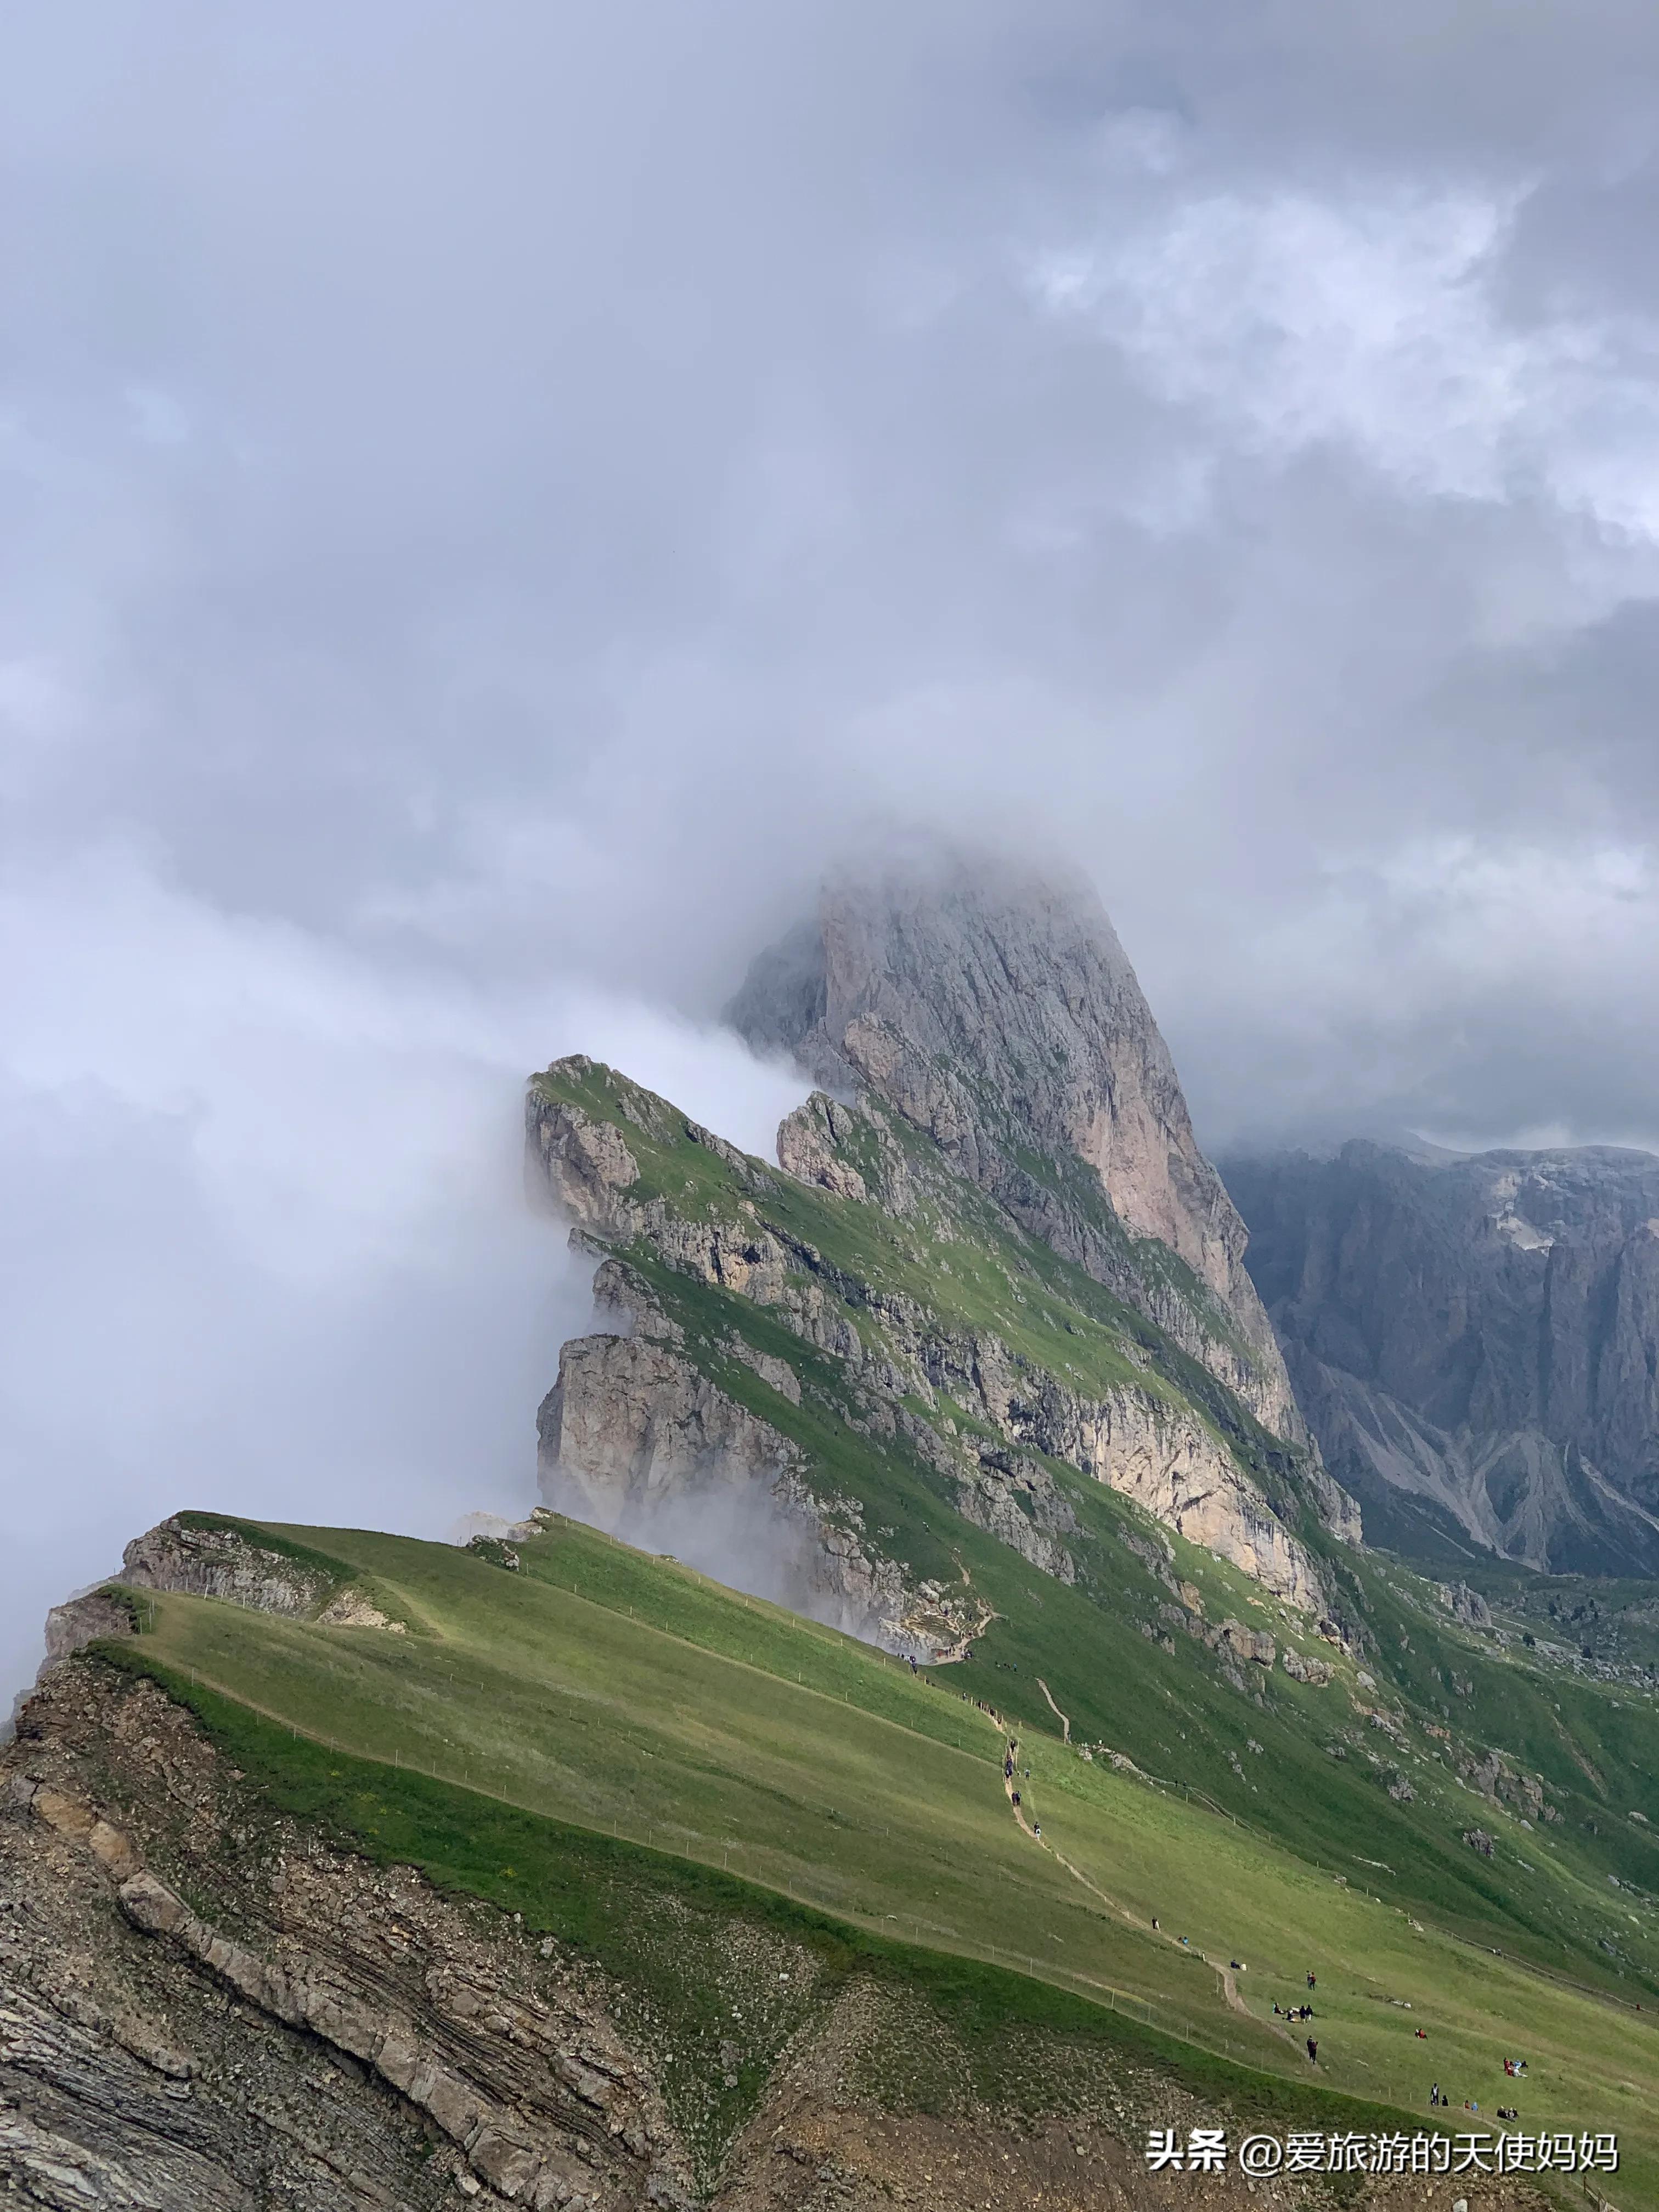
[9,857,1659,2210]
[1225,1138,1659,1576]
[729,851,1303,1442]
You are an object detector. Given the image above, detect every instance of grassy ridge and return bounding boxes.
[102,1514,1659,2203]
[534,1060,1659,1995]
[100,1643,1431,2190]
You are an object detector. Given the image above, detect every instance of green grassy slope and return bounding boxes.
[104,1511,1659,2202]
[528,1060,1659,1971]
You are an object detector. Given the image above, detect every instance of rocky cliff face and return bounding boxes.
[538,1320,983,1660]
[727,853,1301,1442]
[5,1660,694,2211]
[526,1045,1351,1646]
[42,1517,408,1670]
[1224,1140,1659,1575]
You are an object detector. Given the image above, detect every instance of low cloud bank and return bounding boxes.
[535,1464,902,1651]
[0,850,806,1702]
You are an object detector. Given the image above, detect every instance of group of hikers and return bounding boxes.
[1271,1967,1318,2046]
[1429,2063,1525,2118]
[1000,1736,1042,1835]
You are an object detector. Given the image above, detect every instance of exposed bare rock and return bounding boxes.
[537,1334,973,1660]
[1226,1138,1659,1572]
[1437,1582,1493,1628]
[315,1591,406,1630]
[1456,1748,1549,1822]
[119,1516,333,1617]
[1023,1384,1327,1613]
[3,1661,697,2211]
[539,1334,799,1513]
[1280,1649,1334,1688]
[97,1515,402,1638]
[726,850,1305,1443]
[775,1096,870,1206]
[1209,1621,1276,1669]
[952,1449,1077,1584]
[41,1590,137,1673]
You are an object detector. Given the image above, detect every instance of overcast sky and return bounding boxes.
[7,1,1659,1691]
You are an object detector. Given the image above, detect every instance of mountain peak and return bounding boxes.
[729,848,1304,1443]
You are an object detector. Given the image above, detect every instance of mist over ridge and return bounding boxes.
[12,5,1659,1686]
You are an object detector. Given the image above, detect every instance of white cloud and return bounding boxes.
[1031,179,1659,544]
[0,847,806,1702]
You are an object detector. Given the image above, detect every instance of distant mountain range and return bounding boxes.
[1223,1139,1659,1576]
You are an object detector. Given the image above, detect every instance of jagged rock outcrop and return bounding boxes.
[1437,1582,1493,1629]
[40,1517,405,1670]
[537,1331,980,1660]
[526,1026,1353,1637]
[1224,1139,1659,1573]
[121,1516,338,1615]
[1001,1379,1329,1611]
[2,1660,697,2210]
[527,1068,1340,1621]
[727,851,1306,1443]
[41,1589,138,1672]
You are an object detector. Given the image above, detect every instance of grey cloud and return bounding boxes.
[7,1,1659,1684]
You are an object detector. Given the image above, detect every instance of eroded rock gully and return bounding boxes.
[2,1662,1550,2212]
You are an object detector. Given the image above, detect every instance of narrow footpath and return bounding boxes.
[958,1689,1271,2031]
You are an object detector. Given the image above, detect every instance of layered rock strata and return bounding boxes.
[727,852,1303,1442]
[41,1517,404,1676]
[3,1661,693,2211]
[527,1061,1348,1630]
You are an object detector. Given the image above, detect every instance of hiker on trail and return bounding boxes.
[1151,1917,1159,1931]
[1033,1823,1041,1838]
[1430,2084,1440,2107]
[1012,1791,1020,1805]
[1306,2039,1318,2064]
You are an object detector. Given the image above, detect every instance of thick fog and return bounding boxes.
[8,2,1659,1686]
[0,854,806,1696]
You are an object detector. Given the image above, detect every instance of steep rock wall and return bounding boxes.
[526,1082,1342,1621]
[726,853,1302,1441]
[537,1332,981,1660]
[1226,1140,1659,1573]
